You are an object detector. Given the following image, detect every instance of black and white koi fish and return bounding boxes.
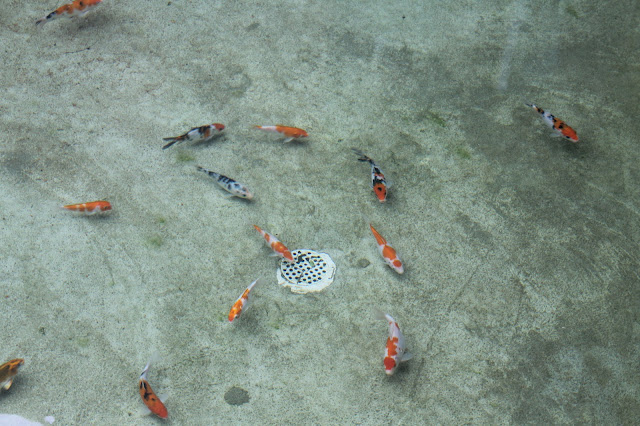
[196,166,253,199]
[353,148,388,202]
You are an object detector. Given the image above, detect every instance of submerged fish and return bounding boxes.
[369,224,404,274]
[36,0,103,26]
[353,149,388,202]
[253,225,295,263]
[228,278,260,322]
[196,166,253,199]
[254,125,308,143]
[162,123,225,149]
[375,311,412,375]
[0,358,24,391]
[525,103,579,143]
[139,357,168,419]
[62,200,112,215]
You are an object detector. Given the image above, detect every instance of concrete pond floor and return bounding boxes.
[0,0,638,424]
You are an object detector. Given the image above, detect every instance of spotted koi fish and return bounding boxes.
[196,166,253,199]
[36,0,103,26]
[375,311,412,375]
[253,225,295,263]
[62,200,112,214]
[162,123,225,149]
[0,359,24,391]
[369,224,403,274]
[228,278,260,322]
[254,125,308,143]
[525,103,579,143]
[353,149,388,202]
[139,358,168,419]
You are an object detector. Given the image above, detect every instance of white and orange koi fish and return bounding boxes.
[353,149,388,202]
[36,0,103,26]
[375,311,412,375]
[228,278,260,322]
[525,103,579,143]
[62,200,112,215]
[196,166,253,199]
[369,224,403,274]
[253,225,295,263]
[162,123,225,149]
[139,357,168,419]
[0,359,24,391]
[254,125,308,143]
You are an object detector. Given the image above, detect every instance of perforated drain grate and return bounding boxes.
[277,249,336,294]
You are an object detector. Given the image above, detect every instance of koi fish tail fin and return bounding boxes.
[368,224,387,246]
[161,137,182,150]
[140,351,161,379]
[351,148,372,163]
[195,165,215,177]
[248,277,262,291]
[523,101,542,114]
[35,17,47,26]
[373,307,390,322]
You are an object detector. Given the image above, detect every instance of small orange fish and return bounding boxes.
[139,358,168,419]
[0,358,24,391]
[254,125,308,143]
[228,278,260,322]
[353,149,388,203]
[370,224,403,274]
[162,123,225,149]
[62,200,112,215]
[525,103,579,143]
[254,225,295,263]
[36,0,103,26]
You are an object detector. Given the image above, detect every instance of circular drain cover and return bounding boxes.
[278,249,336,294]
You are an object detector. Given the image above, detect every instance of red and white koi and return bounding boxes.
[376,311,412,375]
[369,224,404,274]
[139,357,168,419]
[253,225,295,263]
[162,123,225,149]
[36,0,103,26]
[254,125,308,143]
[525,103,579,143]
[228,278,260,322]
[196,166,253,199]
[62,200,112,214]
[0,358,24,391]
[353,149,388,202]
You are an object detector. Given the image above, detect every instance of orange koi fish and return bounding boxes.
[525,103,579,143]
[369,224,403,274]
[253,225,295,263]
[254,125,308,143]
[0,358,24,391]
[162,123,225,150]
[228,278,260,322]
[62,200,112,215]
[375,311,412,375]
[36,0,103,26]
[353,149,388,203]
[139,358,168,419]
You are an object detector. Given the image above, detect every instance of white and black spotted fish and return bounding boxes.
[162,123,225,150]
[196,166,253,199]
